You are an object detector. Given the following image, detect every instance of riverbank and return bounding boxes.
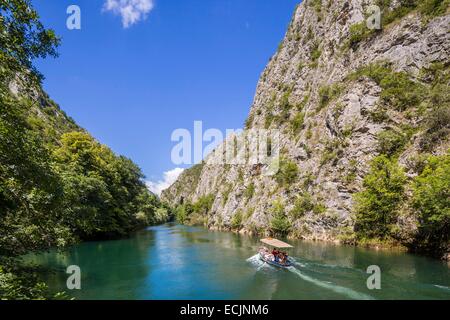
[197,223,450,262]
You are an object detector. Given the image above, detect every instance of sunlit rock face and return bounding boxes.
[162,1,450,247]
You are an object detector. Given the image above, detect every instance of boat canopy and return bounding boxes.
[260,238,293,249]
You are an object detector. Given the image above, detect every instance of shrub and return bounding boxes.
[245,207,255,220]
[342,124,354,138]
[344,159,358,184]
[310,41,322,67]
[382,0,450,25]
[231,210,243,230]
[279,91,293,121]
[377,129,408,156]
[245,113,254,129]
[348,63,425,111]
[318,84,343,110]
[381,0,417,26]
[0,263,56,300]
[379,72,425,111]
[155,207,169,223]
[270,200,291,235]
[222,183,233,206]
[306,127,313,140]
[264,113,277,129]
[348,22,376,50]
[275,157,299,187]
[419,0,450,19]
[303,171,315,188]
[175,204,193,224]
[369,106,390,123]
[412,153,450,256]
[309,0,323,14]
[348,1,449,50]
[192,194,214,215]
[420,63,450,150]
[244,182,255,200]
[313,202,327,214]
[320,139,344,166]
[291,112,305,135]
[296,94,310,112]
[290,193,314,219]
[354,155,406,240]
[421,105,450,151]
[346,62,392,83]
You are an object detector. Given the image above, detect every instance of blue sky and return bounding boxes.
[33,0,300,193]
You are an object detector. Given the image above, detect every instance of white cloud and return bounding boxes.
[146,168,184,196]
[103,0,155,28]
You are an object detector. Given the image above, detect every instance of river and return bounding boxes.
[27,223,450,300]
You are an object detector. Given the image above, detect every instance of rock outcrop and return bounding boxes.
[162,0,449,256]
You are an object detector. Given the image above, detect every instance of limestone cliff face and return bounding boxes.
[163,1,449,245]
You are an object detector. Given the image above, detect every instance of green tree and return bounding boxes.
[412,153,450,256]
[0,0,60,89]
[0,1,165,299]
[0,98,69,257]
[354,156,406,240]
[192,194,214,216]
[53,132,161,239]
[270,200,291,236]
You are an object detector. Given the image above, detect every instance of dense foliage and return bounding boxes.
[270,200,291,236]
[350,60,449,257]
[354,156,406,240]
[0,0,166,299]
[412,153,450,256]
[174,194,214,226]
[274,157,299,188]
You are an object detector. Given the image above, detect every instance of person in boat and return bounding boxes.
[279,252,288,265]
[272,249,281,262]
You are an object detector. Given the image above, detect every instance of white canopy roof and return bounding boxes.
[260,238,293,248]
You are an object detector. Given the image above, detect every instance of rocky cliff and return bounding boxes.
[162,0,449,258]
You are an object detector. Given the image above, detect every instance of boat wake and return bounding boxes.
[247,254,373,300]
[292,259,365,274]
[434,284,450,291]
[286,266,374,300]
[247,254,275,271]
[246,254,264,267]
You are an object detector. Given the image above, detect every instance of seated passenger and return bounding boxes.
[272,250,280,262]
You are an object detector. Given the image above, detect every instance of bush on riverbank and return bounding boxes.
[270,200,291,236]
[412,153,450,258]
[354,156,407,241]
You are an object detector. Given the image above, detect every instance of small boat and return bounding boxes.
[259,238,294,268]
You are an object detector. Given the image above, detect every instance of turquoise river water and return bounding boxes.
[27,223,450,300]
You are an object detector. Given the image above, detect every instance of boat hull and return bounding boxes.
[259,253,293,268]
